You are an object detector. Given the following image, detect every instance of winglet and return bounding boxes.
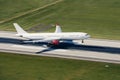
[13,23,28,36]
[55,24,62,33]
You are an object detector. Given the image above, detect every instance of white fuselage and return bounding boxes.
[13,23,91,44]
[22,32,90,40]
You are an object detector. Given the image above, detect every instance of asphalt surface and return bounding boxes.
[0,31,120,64]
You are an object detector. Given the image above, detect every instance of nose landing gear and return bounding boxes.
[82,40,84,43]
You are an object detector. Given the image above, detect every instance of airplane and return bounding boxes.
[13,23,90,46]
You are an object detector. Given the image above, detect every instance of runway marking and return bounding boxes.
[53,49,68,52]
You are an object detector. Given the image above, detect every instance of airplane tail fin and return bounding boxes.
[13,23,28,36]
[55,24,62,33]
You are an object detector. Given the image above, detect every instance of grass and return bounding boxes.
[0,0,58,21]
[0,52,120,80]
[0,0,120,40]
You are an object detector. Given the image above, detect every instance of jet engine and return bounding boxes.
[51,40,59,45]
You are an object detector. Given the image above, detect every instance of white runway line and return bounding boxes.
[53,49,68,52]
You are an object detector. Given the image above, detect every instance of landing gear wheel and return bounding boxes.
[82,40,84,43]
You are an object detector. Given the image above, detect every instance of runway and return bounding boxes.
[0,31,120,64]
